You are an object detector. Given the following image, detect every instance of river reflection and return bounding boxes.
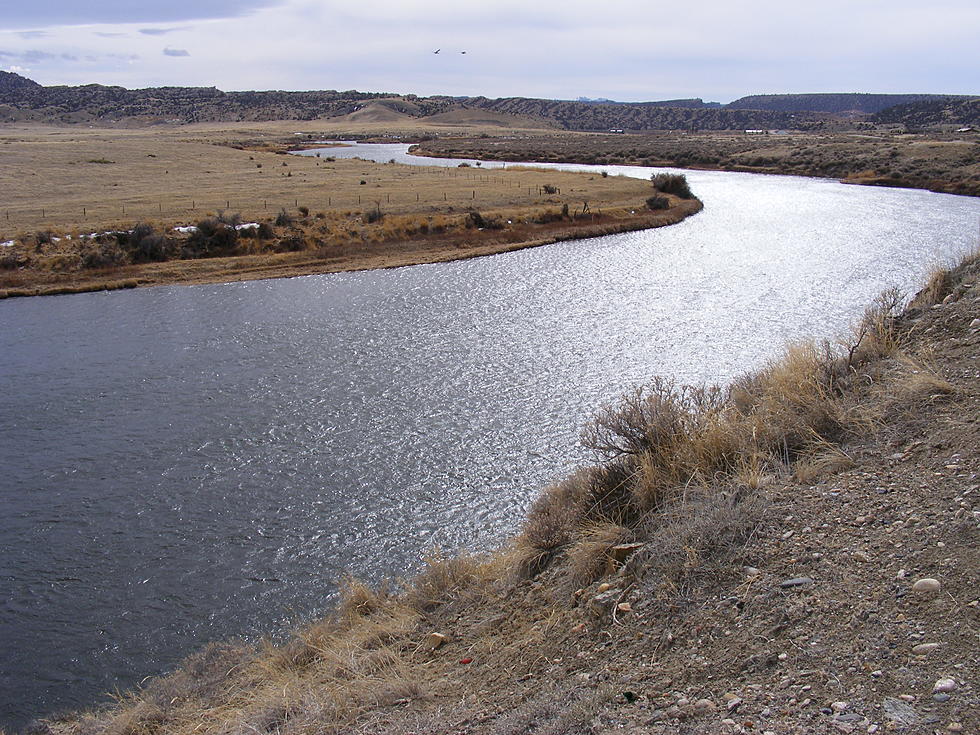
[0,145,977,728]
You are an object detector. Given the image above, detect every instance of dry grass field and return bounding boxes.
[0,123,638,232]
[413,129,980,197]
[0,122,699,296]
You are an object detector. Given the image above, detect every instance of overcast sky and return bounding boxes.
[1,1,977,102]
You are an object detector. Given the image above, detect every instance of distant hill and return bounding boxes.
[726,93,969,115]
[873,97,980,128]
[0,70,42,94]
[463,96,809,130]
[0,72,973,131]
[574,97,722,109]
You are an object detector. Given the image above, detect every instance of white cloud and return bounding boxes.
[0,0,976,100]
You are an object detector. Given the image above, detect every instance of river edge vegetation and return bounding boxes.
[23,250,979,735]
[410,131,980,198]
[0,126,699,298]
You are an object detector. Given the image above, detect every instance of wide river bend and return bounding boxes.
[0,144,977,727]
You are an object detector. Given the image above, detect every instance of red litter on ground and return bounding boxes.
[460,657,473,665]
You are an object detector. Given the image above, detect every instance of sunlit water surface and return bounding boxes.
[1,143,977,727]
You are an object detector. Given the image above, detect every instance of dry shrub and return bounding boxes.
[520,469,592,552]
[793,441,855,483]
[636,489,767,598]
[488,683,611,735]
[909,266,952,308]
[402,550,485,612]
[731,342,855,455]
[847,287,905,364]
[336,576,390,621]
[885,352,956,403]
[566,521,630,586]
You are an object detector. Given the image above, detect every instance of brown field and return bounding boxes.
[412,129,980,197]
[0,122,699,296]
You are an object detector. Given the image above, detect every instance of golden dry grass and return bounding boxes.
[0,123,703,296]
[0,124,648,234]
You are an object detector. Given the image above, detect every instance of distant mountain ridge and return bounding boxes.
[725,92,966,115]
[0,72,975,130]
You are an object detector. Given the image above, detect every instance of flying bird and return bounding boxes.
[461,51,467,54]
[433,49,440,54]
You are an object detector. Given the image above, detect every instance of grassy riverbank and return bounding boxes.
[411,130,980,197]
[0,125,699,297]
[28,250,979,735]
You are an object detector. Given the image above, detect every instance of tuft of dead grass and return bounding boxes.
[565,521,632,587]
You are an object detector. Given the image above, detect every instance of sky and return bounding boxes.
[1,1,977,102]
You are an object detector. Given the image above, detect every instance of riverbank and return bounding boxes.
[0,203,699,298]
[0,124,699,297]
[32,250,979,735]
[410,131,980,197]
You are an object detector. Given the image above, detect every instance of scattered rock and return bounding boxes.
[933,678,958,694]
[744,566,761,577]
[596,582,612,594]
[726,696,743,712]
[780,577,814,588]
[912,578,941,594]
[609,542,644,565]
[425,632,448,650]
[912,642,940,655]
[616,602,632,613]
[644,710,665,724]
[570,622,587,634]
[947,722,963,732]
[933,693,951,703]
[831,701,849,712]
[882,697,919,726]
[692,698,715,715]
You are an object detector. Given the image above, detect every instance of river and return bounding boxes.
[0,144,977,728]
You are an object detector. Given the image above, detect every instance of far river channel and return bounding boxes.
[1,143,978,728]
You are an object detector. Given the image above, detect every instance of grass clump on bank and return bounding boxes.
[515,287,908,589]
[650,173,695,199]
